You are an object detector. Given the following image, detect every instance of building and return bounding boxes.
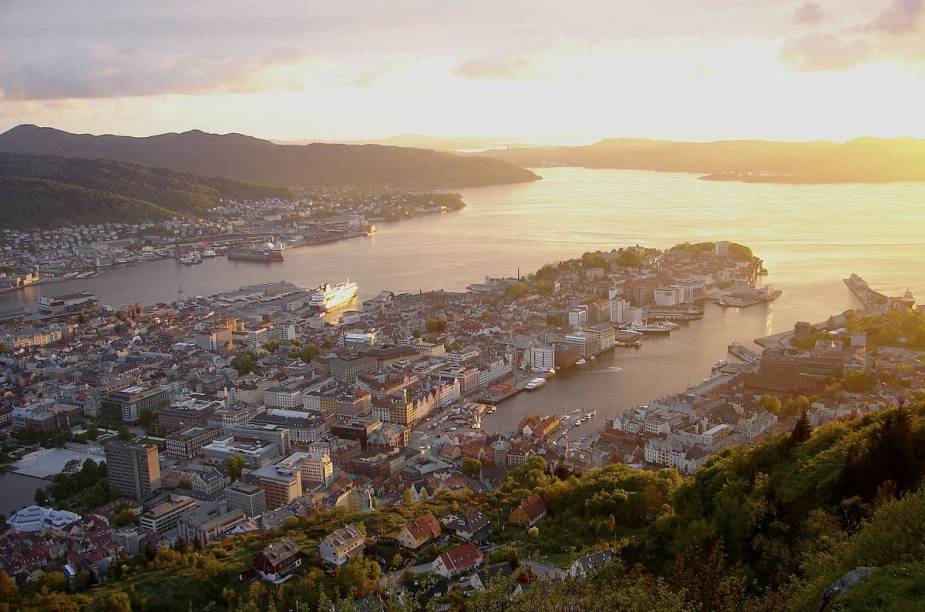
[252,464,302,510]
[526,345,555,372]
[165,426,221,460]
[100,384,169,424]
[254,539,302,583]
[177,506,247,545]
[318,524,365,566]
[105,441,161,501]
[568,306,588,327]
[509,494,547,526]
[37,292,98,314]
[11,399,81,431]
[201,436,281,468]
[225,482,267,517]
[277,450,335,488]
[139,495,198,533]
[329,355,377,384]
[226,423,291,456]
[157,398,221,432]
[434,543,484,577]
[397,512,442,550]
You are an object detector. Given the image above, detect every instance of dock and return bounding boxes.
[728,341,759,363]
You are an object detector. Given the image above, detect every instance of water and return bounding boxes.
[3,168,924,434]
[0,471,47,516]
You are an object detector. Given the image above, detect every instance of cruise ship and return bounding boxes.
[309,279,359,310]
[525,377,546,391]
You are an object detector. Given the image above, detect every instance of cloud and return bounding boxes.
[780,32,873,71]
[353,60,399,87]
[793,2,827,26]
[780,0,925,72]
[870,0,924,34]
[0,47,310,100]
[453,51,540,81]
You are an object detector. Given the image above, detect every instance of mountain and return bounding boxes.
[274,134,528,152]
[481,137,925,183]
[0,125,540,188]
[0,152,294,229]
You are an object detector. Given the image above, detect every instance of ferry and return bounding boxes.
[310,279,359,310]
[525,377,546,391]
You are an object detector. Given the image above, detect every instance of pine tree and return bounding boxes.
[788,410,812,448]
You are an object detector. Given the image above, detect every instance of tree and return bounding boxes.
[261,340,280,354]
[461,458,483,479]
[104,591,133,612]
[505,281,528,300]
[226,454,246,481]
[788,410,812,448]
[424,319,446,333]
[617,250,642,268]
[117,425,133,441]
[0,571,17,604]
[34,487,48,506]
[759,395,781,415]
[138,407,156,431]
[231,351,258,376]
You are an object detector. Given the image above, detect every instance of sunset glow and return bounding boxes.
[2,0,924,141]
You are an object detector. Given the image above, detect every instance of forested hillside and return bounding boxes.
[0,152,294,229]
[4,403,924,611]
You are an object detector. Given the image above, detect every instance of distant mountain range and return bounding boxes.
[0,152,294,229]
[0,125,540,189]
[480,137,925,183]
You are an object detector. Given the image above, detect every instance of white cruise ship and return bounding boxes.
[310,279,359,310]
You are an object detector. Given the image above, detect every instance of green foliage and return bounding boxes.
[759,395,782,415]
[111,505,140,528]
[505,281,528,300]
[231,351,258,376]
[12,427,71,448]
[846,308,925,349]
[260,340,280,354]
[580,252,607,269]
[616,249,642,267]
[226,455,247,481]
[0,152,294,229]
[424,319,446,333]
[460,458,482,478]
[288,342,318,363]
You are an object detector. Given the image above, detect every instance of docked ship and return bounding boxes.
[525,377,547,391]
[309,279,359,310]
[227,240,285,263]
[630,320,680,334]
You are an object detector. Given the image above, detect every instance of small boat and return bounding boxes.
[572,408,581,414]
[525,377,546,391]
[575,358,588,366]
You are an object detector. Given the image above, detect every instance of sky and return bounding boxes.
[1,0,924,143]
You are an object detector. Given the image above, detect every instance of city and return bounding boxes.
[2,237,924,608]
[2,0,925,610]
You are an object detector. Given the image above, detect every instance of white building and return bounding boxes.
[319,524,365,566]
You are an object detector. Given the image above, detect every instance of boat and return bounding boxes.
[575,358,588,366]
[227,240,285,263]
[525,377,546,391]
[572,408,581,414]
[309,279,359,310]
[178,252,202,265]
[630,320,677,334]
[202,249,217,257]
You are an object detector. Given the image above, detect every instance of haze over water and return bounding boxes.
[3,167,924,436]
